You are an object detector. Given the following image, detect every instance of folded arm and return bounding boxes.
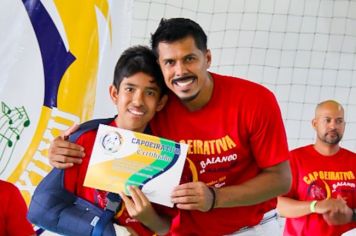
[277,195,350,220]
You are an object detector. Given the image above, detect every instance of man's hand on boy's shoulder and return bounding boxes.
[48,124,85,169]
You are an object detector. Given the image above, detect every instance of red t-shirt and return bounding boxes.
[150,72,290,235]
[64,121,174,236]
[284,145,356,236]
[0,180,35,236]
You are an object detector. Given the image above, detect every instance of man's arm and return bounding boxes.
[171,161,291,211]
[277,196,350,219]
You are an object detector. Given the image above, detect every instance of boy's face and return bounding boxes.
[110,72,167,132]
[156,36,211,103]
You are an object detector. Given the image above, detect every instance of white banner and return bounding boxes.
[0,0,132,205]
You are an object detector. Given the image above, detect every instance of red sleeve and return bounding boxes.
[4,182,35,235]
[249,89,290,168]
[64,165,80,193]
[63,135,85,194]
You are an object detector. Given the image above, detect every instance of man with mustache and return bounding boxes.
[48,18,291,235]
[277,100,356,236]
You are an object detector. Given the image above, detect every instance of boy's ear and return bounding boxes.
[109,84,119,103]
[156,94,168,112]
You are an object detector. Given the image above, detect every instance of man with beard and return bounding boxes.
[277,100,356,236]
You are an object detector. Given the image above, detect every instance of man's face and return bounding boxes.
[110,72,167,132]
[312,104,345,145]
[156,36,211,102]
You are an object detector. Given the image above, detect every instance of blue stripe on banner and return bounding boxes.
[21,0,76,108]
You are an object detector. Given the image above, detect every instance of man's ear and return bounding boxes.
[109,84,119,103]
[156,94,168,112]
[206,49,212,68]
[311,118,317,130]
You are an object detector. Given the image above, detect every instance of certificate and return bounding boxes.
[84,124,188,207]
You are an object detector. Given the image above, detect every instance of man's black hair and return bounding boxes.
[150,18,208,57]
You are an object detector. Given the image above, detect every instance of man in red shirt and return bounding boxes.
[48,18,291,235]
[0,180,35,236]
[277,100,356,236]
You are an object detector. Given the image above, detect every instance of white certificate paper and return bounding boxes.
[84,124,188,207]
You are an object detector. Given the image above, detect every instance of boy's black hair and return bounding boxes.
[113,45,167,97]
[150,18,208,57]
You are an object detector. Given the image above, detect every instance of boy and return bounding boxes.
[28,46,171,236]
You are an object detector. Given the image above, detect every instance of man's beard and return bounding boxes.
[179,90,200,102]
[320,131,342,145]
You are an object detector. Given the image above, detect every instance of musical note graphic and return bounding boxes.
[0,101,31,174]
[2,102,11,115]
[0,133,13,147]
[15,106,30,127]
[15,107,23,119]
[9,127,20,140]
[1,102,13,124]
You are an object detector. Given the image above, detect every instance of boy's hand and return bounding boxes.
[119,186,155,223]
[120,186,171,235]
[48,124,85,169]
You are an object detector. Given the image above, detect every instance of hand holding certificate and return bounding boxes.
[84,124,188,207]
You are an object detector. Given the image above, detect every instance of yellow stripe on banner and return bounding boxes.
[7,1,112,205]
[8,107,71,203]
[54,0,111,121]
[95,0,113,43]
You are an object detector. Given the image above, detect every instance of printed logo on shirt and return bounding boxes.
[180,135,239,174]
[304,170,356,206]
[303,171,355,185]
[199,154,238,174]
[180,135,236,155]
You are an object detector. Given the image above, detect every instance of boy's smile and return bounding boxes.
[110,72,167,132]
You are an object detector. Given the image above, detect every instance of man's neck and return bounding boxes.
[313,142,340,156]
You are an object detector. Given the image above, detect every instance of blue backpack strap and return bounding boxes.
[28,168,117,235]
[68,116,116,142]
[92,193,122,236]
[28,117,119,236]
[67,117,124,236]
